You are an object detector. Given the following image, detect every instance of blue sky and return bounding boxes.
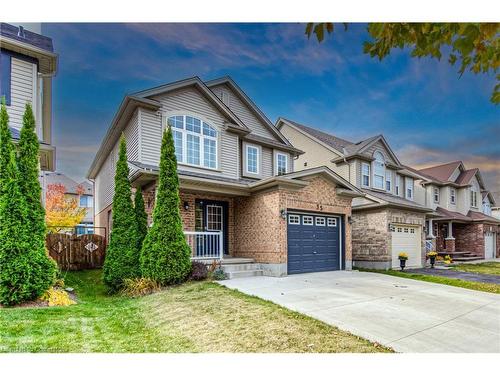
[43,23,499,191]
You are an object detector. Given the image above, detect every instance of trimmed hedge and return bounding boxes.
[140,127,191,285]
[103,135,140,291]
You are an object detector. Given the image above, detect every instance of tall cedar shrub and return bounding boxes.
[140,128,191,285]
[17,103,57,296]
[103,135,140,290]
[0,102,55,305]
[134,187,148,251]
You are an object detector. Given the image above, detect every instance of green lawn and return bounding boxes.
[359,269,500,294]
[449,261,500,276]
[0,270,390,353]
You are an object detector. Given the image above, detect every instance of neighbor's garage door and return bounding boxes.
[484,232,496,259]
[391,225,422,269]
[287,213,342,274]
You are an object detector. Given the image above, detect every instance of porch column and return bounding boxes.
[427,219,435,239]
[445,221,456,252]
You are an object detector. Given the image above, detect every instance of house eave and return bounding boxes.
[0,38,58,76]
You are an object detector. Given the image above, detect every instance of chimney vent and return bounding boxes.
[18,25,25,38]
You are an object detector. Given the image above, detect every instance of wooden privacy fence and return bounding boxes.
[46,229,107,270]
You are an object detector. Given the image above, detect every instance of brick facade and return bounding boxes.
[351,207,426,268]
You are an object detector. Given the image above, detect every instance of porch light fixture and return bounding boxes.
[183,201,190,210]
[280,209,287,219]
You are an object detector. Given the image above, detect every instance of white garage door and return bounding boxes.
[391,225,422,269]
[484,232,496,259]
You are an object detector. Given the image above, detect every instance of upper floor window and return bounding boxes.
[450,188,456,205]
[373,151,385,190]
[361,163,370,187]
[395,174,401,196]
[385,170,392,192]
[80,195,93,208]
[0,51,12,106]
[433,187,440,203]
[246,145,259,175]
[470,190,478,208]
[275,152,288,176]
[405,177,414,200]
[167,115,218,169]
[483,201,491,215]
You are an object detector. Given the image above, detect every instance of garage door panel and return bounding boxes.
[391,225,422,269]
[287,213,341,274]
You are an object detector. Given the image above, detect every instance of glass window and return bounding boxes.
[433,187,439,203]
[203,138,216,169]
[0,52,12,106]
[362,163,370,187]
[395,174,401,196]
[315,217,326,226]
[276,153,287,176]
[185,116,201,133]
[303,216,313,225]
[450,188,456,204]
[373,151,385,189]
[79,195,88,207]
[246,145,259,174]
[288,215,300,225]
[187,134,200,165]
[168,116,217,169]
[173,130,183,162]
[405,177,414,200]
[385,170,392,192]
[327,217,337,227]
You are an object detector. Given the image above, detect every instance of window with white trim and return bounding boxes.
[303,216,313,225]
[433,187,440,203]
[373,151,385,190]
[395,174,401,196]
[246,145,259,174]
[315,217,326,226]
[405,177,414,200]
[288,215,300,225]
[450,188,456,204]
[327,217,337,227]
[276,152,288,176]
[385,170,392,192]
[167,115,218,169]
[362,163,370,187]
[470,190,478,208]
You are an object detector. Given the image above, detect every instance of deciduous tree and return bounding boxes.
[45,183,87,232]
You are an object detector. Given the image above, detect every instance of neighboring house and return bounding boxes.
[410,161,500,260]
[40,172,94,233]
[492,192,500,220]
[277,118,438,270]
[0,23,57,171]
[88,76,362,276]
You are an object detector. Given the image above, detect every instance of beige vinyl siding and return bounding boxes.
[449,167,461,182]
[261,146,273,178]
[349,159,358,186]
[142,87,239,180]
[279,123,340,171]
[6,57,37,134]
[363,140,397,166]
[125,110,140,162]
[210,83,277,140]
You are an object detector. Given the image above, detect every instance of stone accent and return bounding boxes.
[351,207,426,269]
[444,238,456,252]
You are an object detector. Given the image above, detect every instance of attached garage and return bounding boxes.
[484,231,496,259]
[391,224,422,269]
[287,212,343,274]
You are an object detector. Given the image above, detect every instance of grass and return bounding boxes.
[0,270,390,353]
[449,261,500,276]
[359,269,500,294]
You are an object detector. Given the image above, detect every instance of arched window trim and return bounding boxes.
[165,114,219,170]
[372,151,385,190]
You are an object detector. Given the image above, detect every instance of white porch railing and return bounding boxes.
[184,231,223,260]
[425,239,434,252]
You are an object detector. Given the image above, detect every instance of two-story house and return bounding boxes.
[40,172,94,233]
[88,76,362,277]
[0,23,57,171]
[411,161,499,260]
[277,118,435,270]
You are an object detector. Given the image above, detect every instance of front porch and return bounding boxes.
[432,220,485,261]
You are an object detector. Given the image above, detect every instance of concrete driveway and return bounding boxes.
[219,271,500,353]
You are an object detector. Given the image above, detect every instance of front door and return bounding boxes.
[195,200,229,256]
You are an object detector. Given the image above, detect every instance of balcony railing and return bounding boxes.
[184,231,223,260]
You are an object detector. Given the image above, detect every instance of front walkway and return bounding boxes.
[409,268,500,285]
[219,271,500,353]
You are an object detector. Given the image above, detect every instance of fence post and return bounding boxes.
[219,231,223,261]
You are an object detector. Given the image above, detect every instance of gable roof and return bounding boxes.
[206,76,292,145]
[455,168,479,185]
[276,117,353,154]
[357,188,432,212]
[418,161,463,182]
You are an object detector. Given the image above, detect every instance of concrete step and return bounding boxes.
[222,263,262,272]
[438,251,473,256]
[452,256,484,262]
[226,269,264,279]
